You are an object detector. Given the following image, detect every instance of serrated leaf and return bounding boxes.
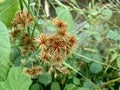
[51,82,60,90]
[90,63,102,73]
[39,72,52,85]
[0,67,32,90]
[0,0,19,27]
[56,7,74,32]
[0,21,11,81]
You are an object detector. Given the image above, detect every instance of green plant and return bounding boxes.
[0,0,120,90]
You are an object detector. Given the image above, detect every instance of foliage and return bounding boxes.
[0,0,120,90]
[0,0,19,27]
[0,67,32,90]
[0,21,10,81]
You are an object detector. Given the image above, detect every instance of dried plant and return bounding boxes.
[24,66,42,77]
[35,18,77,73]
[12,11,33,29]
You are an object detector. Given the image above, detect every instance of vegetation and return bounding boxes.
[0,0,120,90]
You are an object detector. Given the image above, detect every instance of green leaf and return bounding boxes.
[83,80,95,89]
[93,33,102,41]
[55,7,74,32]
[39,72,52,85]
[0,0,19,27]
[73,77,80,85]
[82,53,93,63]
[106,30,119,40]
[90,63,102,73]
[0,21,11,81]
[111,52,118,62]
[51,82,60,90]
[0,66,32,90]
[30,83,41,90]
[76,87,90,90]
[117,57,120,69]
[92,54,102,62]
[70,0,77,4]
[101,8,112,20]
[11,48,20,60]
[64,84,79,90]
[0,0,5,3]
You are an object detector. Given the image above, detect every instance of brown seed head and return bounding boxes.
[39,51,50,64]
[24,66,42,77]
[35,34,48,49]
[12,11,33,29]
[11,29,21,38]
[53,19,67,29]
[57,29,68,37]
[69,35,77,47]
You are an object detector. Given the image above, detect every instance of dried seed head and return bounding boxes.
[24,66,42,77]
[23,38,33,46]
[11,29,20,38]
[20,33,35,56]
[12,11,33,29]
[57,29,68,37]
[39,51,50,64]
[35,34,48,49]
[53,19,68,29]
[69,35,77,47]
[36,18,77,66]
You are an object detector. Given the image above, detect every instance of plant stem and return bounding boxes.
[100,77,120,86]
[74,52,119,71]
[63,62,100,89]
[19,0,23,10]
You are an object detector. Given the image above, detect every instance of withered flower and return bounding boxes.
[39,51,50,64]
[24,66,42,77]
[12,11,33,29]
[53,18,68,29]
[20,33,35,56]
[36,18,77,67]
[35,34,48,49]
[48,64,70,75]
[49,37,63,55]
[57,29,68,37]
[69,35,77,48]
[23,37,33,46]
[11,29,20,38]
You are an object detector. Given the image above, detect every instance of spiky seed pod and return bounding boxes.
[35,34,48,49]
[69,35,77,48]
[57,29,68,37]
[11,29,20,38]
[12,11,33,29]
[35,18,77,66]
[39,51,50,64]
[24,66,42,77]
[53,18,68,29]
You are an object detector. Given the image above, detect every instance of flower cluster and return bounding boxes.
[11,11,35,56]
[35,18,77,66]
[24,66,42,77]
[20,33,35,56]
[12,11,33,29]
